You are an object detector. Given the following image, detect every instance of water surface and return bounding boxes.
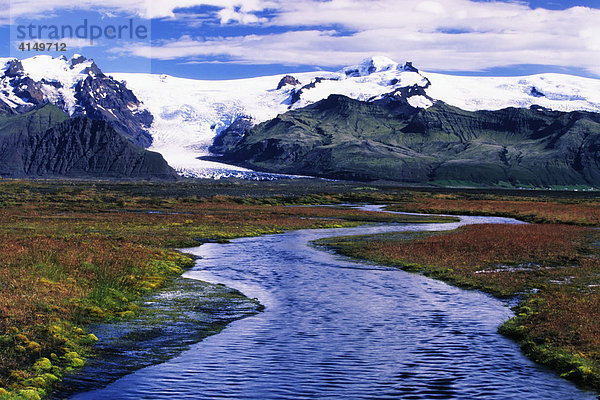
[70,213,596,399]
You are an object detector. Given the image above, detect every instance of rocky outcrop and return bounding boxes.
[402,62,419,73]
[277,75,302,90]
[5,60,24,77]
[209,115,254,154]
[74,70,154,147]
[1,56,154,148]
[0,104,177,180]
[12,76,46,106]
[71,55,88,68]
[530,87,545,97]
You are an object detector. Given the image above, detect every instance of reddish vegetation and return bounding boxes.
[390,194,600,225]
[527,288,600,352]
[359,223,590,294]
[325,222,600,388]
[1,182,443,395]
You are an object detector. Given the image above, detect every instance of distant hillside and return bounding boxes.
[0,104,177,180]
[212,95,600,187]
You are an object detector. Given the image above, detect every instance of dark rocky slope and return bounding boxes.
[212,94,600,187]
[0,104,177,180]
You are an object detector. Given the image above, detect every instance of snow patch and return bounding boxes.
[424,72,600,113]
[10,55,94,114]
[4,55,600,179]
[113,61,600,177]
[407,95,434,109]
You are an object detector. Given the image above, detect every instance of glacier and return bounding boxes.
[3,55,600,179]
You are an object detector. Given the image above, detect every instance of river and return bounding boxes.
[68,211,597,399]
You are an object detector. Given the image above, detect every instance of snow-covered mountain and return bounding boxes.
[0,55,153,147]
[3,55,600,178]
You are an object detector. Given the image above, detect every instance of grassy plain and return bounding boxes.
[1,178,599,396]
[385,190,600,225]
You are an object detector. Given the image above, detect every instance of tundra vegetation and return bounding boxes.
[0,179,598,397]
[318,191,600,391]
[0,179,452,399]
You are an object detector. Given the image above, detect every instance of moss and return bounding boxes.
[23,378,45,388]
[69,359,85,369]
[85,334,98,343]
[117,311,136,319]
[16,388,44,400]
[25,343,40,354]
[32,360,51,373]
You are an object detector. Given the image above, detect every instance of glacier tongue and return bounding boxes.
[109,71,326,178]
[113,59,600,178]
[111,58,434,177]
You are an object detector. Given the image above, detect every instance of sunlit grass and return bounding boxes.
[386,192,600,225]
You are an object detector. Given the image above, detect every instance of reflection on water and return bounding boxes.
[69,212,596,399]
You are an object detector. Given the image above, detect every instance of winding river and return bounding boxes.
[69,210,597,399]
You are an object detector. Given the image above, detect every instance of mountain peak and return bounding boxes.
[0,55,153,147]
[71,54,88,68]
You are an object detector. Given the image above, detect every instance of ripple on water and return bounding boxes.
[66,212,597,400]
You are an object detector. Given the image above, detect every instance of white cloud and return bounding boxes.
[5,0,600,76]
[414,1,446,15]
[60,37,99,49]
[6,0,272,22]
[111,0,600,76]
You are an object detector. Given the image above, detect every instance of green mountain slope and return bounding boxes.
[0,104,178,180]
[214,95,600,187]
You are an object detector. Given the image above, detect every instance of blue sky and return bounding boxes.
[2,0,600,80]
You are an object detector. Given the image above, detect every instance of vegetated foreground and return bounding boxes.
[0,179,455,399]
[0,179,599,397]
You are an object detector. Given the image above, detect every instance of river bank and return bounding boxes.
[64,217,596,399]
[51,276,262,398]
[316,210,600,392]
[2,179,598,398]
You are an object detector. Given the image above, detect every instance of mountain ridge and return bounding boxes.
[3,55,600,181]
[210,94,600,187]
[0,104,177,180]
[109,57,600,177]
[0,55,153,147]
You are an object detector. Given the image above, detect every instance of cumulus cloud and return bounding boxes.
[112,0,600,76]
